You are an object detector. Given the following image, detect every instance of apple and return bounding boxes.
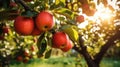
[14,16,34,35]
[52,32,69,48]
[35,11,54,32]
[16,56,23,62]
[82,4,96,16]
[9,2,17,7]
[76,15,84,23]
[24,50,30,57]
[2,27,9,34]
[88,9,96,16]
[30,45,35,51]
[31,27,42,36]
[61,40,73,52]
[23,57,29,63]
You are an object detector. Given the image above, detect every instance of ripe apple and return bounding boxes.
[17,56,23,62]
[24,50,30,57]
[61,40,73,52]
[9,2,17,7]
[30,45,35,51]
[84,9,96,16]
[23,57,29,63]
[2,27,9,34]
[76,15,84,23]
[52,32,69,48]
[82,4,96,16]
[31,27,42,36]
[14,16,34,35]
[35,11,54,32]
[82,4,90,9]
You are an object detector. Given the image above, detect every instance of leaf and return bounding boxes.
[1,0,10,8]
[54,8,74,19]
[61,25,79,42]
[55,0,60,5]
[37,33,47,57]
[45,49,52,58]
[21,10,38,17]
[38,39,47,55]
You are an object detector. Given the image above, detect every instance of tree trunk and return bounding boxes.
[0,56,10,67]
[1,60,10,67]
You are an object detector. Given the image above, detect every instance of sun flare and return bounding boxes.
[78,0,117,28]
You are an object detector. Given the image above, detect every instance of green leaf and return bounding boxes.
[38,39,47,55]
[61,25,79,42]
[21,10,38,17]
[37,33,47,57]
[45,49,52,58]
[54,8,74,19]
[2,0,10,8]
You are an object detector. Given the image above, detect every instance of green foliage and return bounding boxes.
[0,0,120,66]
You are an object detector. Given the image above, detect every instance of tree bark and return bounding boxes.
[73,31,120,67]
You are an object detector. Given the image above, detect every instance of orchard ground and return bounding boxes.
[10,57,120,67]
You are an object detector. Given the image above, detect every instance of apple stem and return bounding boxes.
[14,0,32,11]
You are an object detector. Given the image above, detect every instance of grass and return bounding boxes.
[10,57,120,67]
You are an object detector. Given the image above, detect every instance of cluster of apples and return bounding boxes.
[52,32,73,52]
[82,4,96,16]
[14,11,54,36]
[16,45,36,63]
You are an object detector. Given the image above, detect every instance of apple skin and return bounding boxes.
[9,2,17,7]
[17,56,23,62]
[61,40,73,52]
[23,57,29,63]
[30,45,35,51]
[82,4,96,16]
[24,51,30,57]
[14,16,34,35]
[35,11,54,32]
[3,27,9,34]
[52,32,69,48]
[31,27,42,36]
[76,15,84,23]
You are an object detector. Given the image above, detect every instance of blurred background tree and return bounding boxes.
[0,0,120,67]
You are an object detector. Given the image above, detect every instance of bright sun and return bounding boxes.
[78,0,117,28]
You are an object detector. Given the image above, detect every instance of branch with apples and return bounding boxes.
[0,0,120,67]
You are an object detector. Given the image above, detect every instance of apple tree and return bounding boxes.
[0,0,120,67]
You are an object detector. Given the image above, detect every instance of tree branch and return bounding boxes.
[94,31,120,64]
[73,35,98,67]
[15,0,32,11]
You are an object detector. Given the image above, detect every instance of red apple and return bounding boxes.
[17,56,23,62]
[24,50,30,57]
[31,27,42,36]
[30,45,35,51]
[35,11,54,32]
[3,27,9,34]
[23,57,29,63]
[76,15,84,23]
[88,9,96,16]
[14,16,34,35]
[9,2,17,7]
[61,40,73,52]
[52,32,69,48]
